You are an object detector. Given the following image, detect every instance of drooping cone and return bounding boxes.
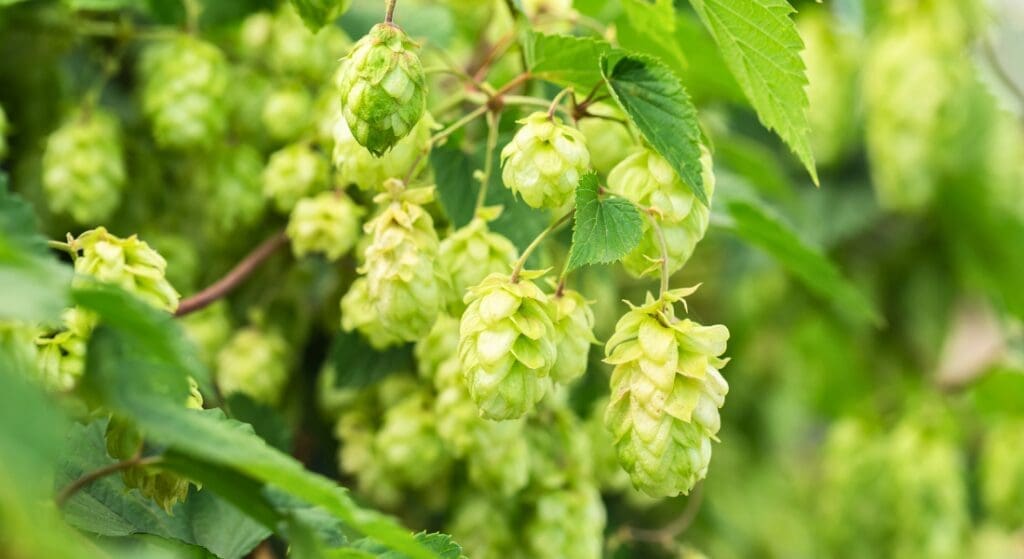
[604,287,729,497]
[263,142,330,213]
[549,288,597,384]
[42,109,126,224]
[197,144,266,236]
[332,112,436,191]
[374,391,451,488]
[611,146,714,278]
[458,270,557,420]
[215,326,290,406]
[337,23,427,156]
[501,112,590,209]
[286,190,363,261]
[340,277,404,350]
[72,228,180,313]
[438,207,518,315]
[525,483,606,559]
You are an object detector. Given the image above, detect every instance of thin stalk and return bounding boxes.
[48,240,76,259]
[648,212,670,297]
[57,456,163,507]
[492,72,532,98]
[475,110,501,211]
[385,0,397,23]
[510,210,575,283]
[503,95,572,117]
[547,87,574,119]
[429,105,488,145]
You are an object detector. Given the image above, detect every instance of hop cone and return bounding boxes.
[549,288,597,384]
[439,209,518,315]
[216,326,290,406]
[458,270,556,420]
[359,182,445,341]
[417,316,485,456]
[337,23,426,156]
[0,103,9,161]
[449,495,520,559]
[72,228,180,313]
[35,330,86,392]
[527,405,594,491]
[340,277,403,350]
[286,191,362,261]
[500,112,590,209]
[332,112,435,191]
[42,109,125,224]
[139,36,229,149]
[526,484,606,559]
[263,142,330,212]
[374,392,451,488]
[466,419,530,496]
[611,146,714,278]
[980,420,1024,528]
[198,144,266,235]
[261,83,312,142]
[603,287,729,497]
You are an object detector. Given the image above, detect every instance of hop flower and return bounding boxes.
[42,109,125,224]
[35,330,86,392]
[261,83,313,142]
[458,270,557,420]
[980,420,1024,528]
[611,146,714,277]
[374,391,451,488]
[332,112,436,191]
[449,495,519,559]
[286,191,362,261]
[263,142,330,212]
[198,144,266,235]
[549,288,597,384]
[0,103,9,161]
[603,287,729,497]
[340,277,403,350]
[337,23,427,156]
[439,208,518,314]
[215,326,290,406]
[72,228,180,313]
[500,112,590,209]
[526,484,606,559]
[526,405,594,491]
[466,419,530,496]
[359,182,445,341]
[139,36,229,149]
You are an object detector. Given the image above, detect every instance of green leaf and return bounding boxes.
[687,0,818,184]
[523,31,620,90]
[616,0,686,73]
[225,393,293,452]
[351,532,464,559]
[430,144,478,229]
[63,0,143,10]
[566,172,643,271]
[329,330,413,391]
[600,54,706,204]
[290,0,351,31]
[720,198,880,325]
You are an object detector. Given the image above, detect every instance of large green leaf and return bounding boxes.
[601,54,706,204]
[567,172,643,271]
[523,31,619,90]
[616,0,686,73]
[688,0,818,184]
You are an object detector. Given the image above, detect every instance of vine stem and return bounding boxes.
[547,87,574,119]
[983,38,1024,118]
[182,0,201,33]
[175,231,288,317]
[48,240,76,259]
[475,110,501,211]
[429,105,488,145]
[492,72,532,98]
[56,455,163,507]
[648,212,670,298]
[385,0,397,23]
[502,95,572,117]
[510,210,575,283]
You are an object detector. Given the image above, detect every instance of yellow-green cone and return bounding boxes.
[438,208,518,315]
[42,109,126,224]
[215,326,290,406]
[340,277,404,350]
[501,112,590,209]
[332,112,436,191]
[525,483,606,559]
[549,288,597,385]
[286,191,363,261]
[263,142,330,213]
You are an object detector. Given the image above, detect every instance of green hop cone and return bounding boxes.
[261,83,313,142]
[286,191,363,261]
[500,112,590,209]
[611,146,714,277]
[198,144,266,235]
[72,227,181,313]
[449,495,520,559]
[359,181,445,341]
[439,208,519,315]
[42,109,126,224]
[466,419,531,496]
[263,142,330,212]
[526,484,606,559]
[980,420,1024,528]
[215,326,290,406]
[340,277,404,350]
[139,36,229,150]
[458,270,557,420]
[337,23,427,156]
[417,316,485,456]
[0,103,9,161]
[374,391,451,488]
[549,288,597,384]
[526,405,594,491]
[332,112,436,191]
[603,287,729,497]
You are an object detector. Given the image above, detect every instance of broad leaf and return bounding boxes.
[350,532,464,559]
[431,144,478,229]
[524,31,619,90]
[567,172,643,271]
[688,0,818,184]
[601,54,706,204]
[616,0,686,73]
[290,0,350,31]
[329,330,413,391]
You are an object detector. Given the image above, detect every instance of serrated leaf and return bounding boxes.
[523,31,620,90]
[290,0,351,31]
[720,198,880,325]
[601,54,706,204]
[688,0,818,184]
[567,172,643,271]
[350,532,464,559]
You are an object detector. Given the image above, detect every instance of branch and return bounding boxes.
[57,455,163,507]
[175,231,288,317]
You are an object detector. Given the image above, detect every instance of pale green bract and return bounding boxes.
[501,112,590,210]
[332,112,436,191]
[286,191,362,261]
[262,83,313,142]
[604,287,729,497]
[438,208,519,315]
[263,142,330,212]
[549,288,597,384]
[42,109,125,225]
[340,277,403,350]
[525,484,606,559]
[216,326,290,406]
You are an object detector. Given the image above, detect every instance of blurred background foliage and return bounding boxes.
[1,0,1023,557]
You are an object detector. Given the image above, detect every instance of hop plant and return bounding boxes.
[337,23,427,156]
[438,208,518,314]
[139,36,229,149]
[374,391,451,488]
[359,182,445,341]
[980,420,1024,528]
[72,228,181,313]
[525,484,606,559]
[198,144,266,235]
[261,83,313,142]
[500,112,590,209]
[42,109,125,224]
[458,270,557,420]
[215,326,290,406]
[340,277,403,350]
[611,146,714,277]
[0,323,39,377]
[603,287,729,497]
[332,112,436,191]
[0,103,9,161]
[286,191,362,261]
[263,142,330,212]
[549,288,597,384]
